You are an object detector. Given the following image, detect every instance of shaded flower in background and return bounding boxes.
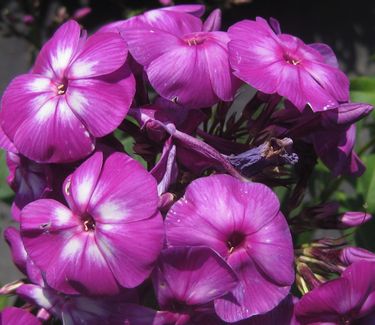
[20,152,164,295]
[152,246,238,324]
[1,20,135,163]
[4,227,140,324]
[166,174,294,322]
[228,17,349,111]
[295,261,375,324]
[6,152,52,221]
[0,307,41,325]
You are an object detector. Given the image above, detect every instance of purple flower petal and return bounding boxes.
[12,96,94,162]
[64,152,103,214]
[4,227,28,275]
[0,125,17,152]
[215,248,292,322]
[95,212,164,288]
[123,29,182,67]
[295,261,375,323]
[1,307,41,325]
[162,4,205,17]
[0,74,55,141]
[88,153,159,223]
[46,232,120,295]
[203,9,221,32]
[142,10,202,36]
[248,211,294,285]
[204,32,239,101]
[153,246,237,308]
[32,20,81,79]
[21,199,80,273]
[308,43,339,68]
[66,73,134,138]
[68,32,127,79]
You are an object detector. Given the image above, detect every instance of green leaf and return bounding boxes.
[355,154,375,251]
[350,76,375,107]
[356,154,375,213]
[0,295,10,311]
[0,150,13,200]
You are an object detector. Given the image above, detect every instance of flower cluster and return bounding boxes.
[0,4,374,325]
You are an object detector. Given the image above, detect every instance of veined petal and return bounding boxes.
[1,74,54,140]
[13,96,94,163]
[147,45,217,108]
[21,199,80,276]
[309,43,339,68]
[215,249,291,322]
[248,212,294,286]
[302,61,349,103]
[295,278,352,323]
[123,29,182,67]
[32,20,81,79]
[204,32,239,101]
[65,152,103,214]
[142,10,202,36]
[96,212,164,288]
[161,4,205,17]
[89,153,158,224]
[68,32,128,79]
[0,125,17,152]
[66,69,134,137]
[47,232,119,295]
[4,227,28,275]
[153,247,237,308]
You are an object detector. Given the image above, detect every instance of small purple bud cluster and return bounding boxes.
[0,4,374,325]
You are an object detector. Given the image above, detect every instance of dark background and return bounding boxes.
[0,0,374,284]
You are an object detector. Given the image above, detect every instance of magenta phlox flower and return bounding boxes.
[1,20,135,163]
[166,174,294,322]
[0,307,41,325]
[295,261,375,324]
[152,246,238,324]
[20,152,164,296]
[122,8,240,108]
[6,152,52,221]
[228,17,349,111]
[5,226,139,325]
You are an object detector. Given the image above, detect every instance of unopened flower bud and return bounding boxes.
[339,247,375,266]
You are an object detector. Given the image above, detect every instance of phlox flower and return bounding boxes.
[165,174,294,322]
[228,17,349,111]
[5,226,139,325]
[295,261,375,324]
[1,20,135,163]
[20,152,164,296]
[123,8,239,109]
